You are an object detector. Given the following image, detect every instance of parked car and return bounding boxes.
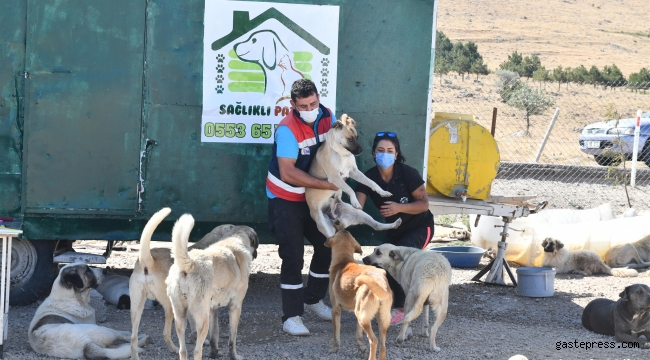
[579,110,650,166]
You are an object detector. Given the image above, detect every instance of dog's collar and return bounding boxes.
[31,314,73,332]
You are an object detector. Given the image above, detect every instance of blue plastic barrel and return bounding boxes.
[516,267,555,297]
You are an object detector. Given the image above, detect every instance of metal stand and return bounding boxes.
[471,217,517,286]
[1,232,19,359]
[428,195,547,288]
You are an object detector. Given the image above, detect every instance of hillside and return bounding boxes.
[436,0,650,76]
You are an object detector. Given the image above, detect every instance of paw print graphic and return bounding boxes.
[321,58,330,67]
[320,68,329,77]
[216,54,225,63]
[216,64,225,73]
[320,78,329,87]
[321,89,328,97]
[216,74,224,83]
[216,85,224,94]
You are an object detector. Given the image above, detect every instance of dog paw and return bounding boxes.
[395,336,404,346]
[351,199,362,209]
[140,334,153,346]
[379,190,392,197]
[216,54,225,63]
[430,345,441,352]
[329,345,340,353]
[216,64,225,73]
[393,218,403,228]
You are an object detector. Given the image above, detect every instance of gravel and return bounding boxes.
[3,240,650,360]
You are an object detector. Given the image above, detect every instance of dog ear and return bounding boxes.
[60,267,84,290]
[324,237,333,248]
[619,286,630,301]
[332,120,344,130]
[389,250,404,262]
[262,37,277,69]
[555,240,564,250]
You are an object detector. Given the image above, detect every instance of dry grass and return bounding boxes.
[437,0,650,76]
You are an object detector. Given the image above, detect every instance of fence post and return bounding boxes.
[534,108,561,163]
[631,109,642,188]
[491,107,497,136]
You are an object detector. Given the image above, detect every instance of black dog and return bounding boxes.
[582,284,650,348]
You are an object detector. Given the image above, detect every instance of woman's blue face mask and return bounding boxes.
[375,152,395,169]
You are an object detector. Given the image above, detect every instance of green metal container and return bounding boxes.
[1,0,436,304]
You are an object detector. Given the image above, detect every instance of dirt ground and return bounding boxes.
[437,0,650,76]
[3,241,650,360]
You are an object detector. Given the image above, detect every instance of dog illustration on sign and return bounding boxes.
[212,8,331,103]
[233,30,304,103]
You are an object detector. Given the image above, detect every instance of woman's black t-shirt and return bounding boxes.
[355,163,434,239]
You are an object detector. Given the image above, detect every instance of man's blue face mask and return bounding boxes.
[375,152,395,169]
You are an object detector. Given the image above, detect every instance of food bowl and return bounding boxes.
[430,246,486,268]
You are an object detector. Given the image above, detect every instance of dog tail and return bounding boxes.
[610,267,638,277]
[170,213,195,273]
[139,207,172,266]
[355,275,391,301]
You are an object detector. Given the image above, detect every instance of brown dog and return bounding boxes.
[325,230,392,360]
[129,207,238,360]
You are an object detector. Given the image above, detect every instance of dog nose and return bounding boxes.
[362,257,370,265]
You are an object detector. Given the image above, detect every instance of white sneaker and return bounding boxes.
[305,300,332,321]
[283,316,310,336]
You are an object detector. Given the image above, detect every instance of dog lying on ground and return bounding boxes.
[434,222,471,241]
[94,274,157,310]
[325,230,392,360]
[363,244,452,352]
[605,234,650,269]
[167,214,258,360]
[582,284,650,348]
[28,262,151,359]
[130,207,239,359]
[305,114,402,237]
[541,238,638,277]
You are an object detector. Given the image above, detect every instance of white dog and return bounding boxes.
[28,262,151,359]
[234,30,303,101]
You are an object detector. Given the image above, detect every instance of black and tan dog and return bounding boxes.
[582,284,650,348]
[29,262,152,359]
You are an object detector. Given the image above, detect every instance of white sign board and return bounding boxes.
[202,0,339,143]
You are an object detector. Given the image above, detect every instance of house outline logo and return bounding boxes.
[212,8,331,103]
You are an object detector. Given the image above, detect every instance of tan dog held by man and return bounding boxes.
[362,243,451,352]
[305,114,402,237]
[541,238,638,277]
[325,230,392,360]
[166,214,258,360]
[130,207,239,359]
[29,262,151,359]
[605,234,650,269]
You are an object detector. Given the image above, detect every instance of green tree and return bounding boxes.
[434,31,454,85]
[499,51,524,75]
[550,65,567,91]
[602,64,626,87]
[570,65,589,84]
[495,69,522,102]
[451,42,472,80]
[628,68,650,92]
[434,54,451,86]
[521,54,542,79]
[586,65,603,87]
[532,66,550,88]
[506,83,556,136]
[470,58,490,80]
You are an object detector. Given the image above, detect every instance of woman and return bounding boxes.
[355,131,435,325]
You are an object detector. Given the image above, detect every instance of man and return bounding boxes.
[266,79,338,335]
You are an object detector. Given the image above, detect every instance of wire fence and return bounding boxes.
[431,72,650,214]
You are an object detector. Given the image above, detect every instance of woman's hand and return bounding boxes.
[380,201,401,217]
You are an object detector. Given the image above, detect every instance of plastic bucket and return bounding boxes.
[516,267,555,297]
